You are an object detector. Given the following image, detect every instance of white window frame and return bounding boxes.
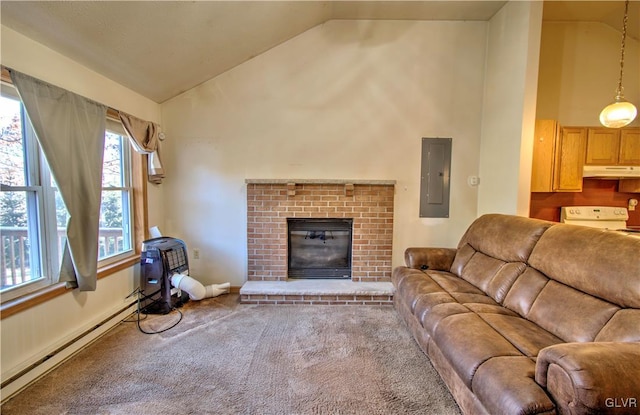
[1,85,137,301]
[98,128,134,266]
[1,85,58,300]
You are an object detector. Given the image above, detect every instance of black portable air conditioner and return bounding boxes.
[140,237,190,314]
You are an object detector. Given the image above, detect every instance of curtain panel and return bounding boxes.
[10,70,107,291]
[118,112,165,184]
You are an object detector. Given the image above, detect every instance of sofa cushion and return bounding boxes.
[527,281,619,342]
[433,313,522,388]
[419,302,471,335]
[503,268,549,317]
[485,262,527,303]
[450,243,476,276]
[528,225,640,308]
[480,314,563,358]
[394,271,443,312]
[450,215,543,306]
[428,271,486,295]
[413,292,458,320]
[459,250,504,288]
[595,309,640,342]
[391,267,428,293]
[456,214,552,263]
[458,253,526,304]
[473,356,556,415]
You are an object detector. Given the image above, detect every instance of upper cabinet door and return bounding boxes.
[619,128,640,165]
[531,120,558,192]
[554,127,586,192]
[585,128,619,165]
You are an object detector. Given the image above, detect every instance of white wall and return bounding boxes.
[477,1,543,217]
[0,26,162,393]
[161,20,490,288]
[537,21,640,127]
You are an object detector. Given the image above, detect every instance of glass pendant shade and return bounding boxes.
[599,0,637,129]
[599,97,638,128]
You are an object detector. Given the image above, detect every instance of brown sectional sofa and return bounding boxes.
[392,214,640,415]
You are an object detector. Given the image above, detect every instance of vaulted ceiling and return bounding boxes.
[2,1,638,103]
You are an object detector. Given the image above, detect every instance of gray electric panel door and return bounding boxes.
[420,138,451,218]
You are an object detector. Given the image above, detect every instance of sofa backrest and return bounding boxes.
[514,225,640,342]
[451,214,640,343]
[455,214,553,263]
[450,214,553,303]
[527,225,640,308]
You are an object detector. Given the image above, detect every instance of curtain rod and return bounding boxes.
[1,65,121,120]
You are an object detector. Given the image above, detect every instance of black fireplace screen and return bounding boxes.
[287,218,353,279]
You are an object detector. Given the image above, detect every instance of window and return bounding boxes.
[99,127,133,264]
[1,86,59,299]
[1,85,136,301]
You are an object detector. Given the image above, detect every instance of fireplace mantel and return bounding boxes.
[245,179,396,185]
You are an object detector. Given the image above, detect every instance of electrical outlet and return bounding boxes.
[193,248,200,259]
[467,176,480,187]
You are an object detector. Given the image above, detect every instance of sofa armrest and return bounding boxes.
[536,342,640,413]
[404,247,456,271]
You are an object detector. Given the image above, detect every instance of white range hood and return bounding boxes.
[583,165,640,179]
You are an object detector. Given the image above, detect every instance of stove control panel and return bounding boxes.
[561,206,629,221]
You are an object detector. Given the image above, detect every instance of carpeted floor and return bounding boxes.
[2,295,461,415]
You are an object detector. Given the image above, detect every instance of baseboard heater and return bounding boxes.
[0,300,137,403]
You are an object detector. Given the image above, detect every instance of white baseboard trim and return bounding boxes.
[0,302,138,404]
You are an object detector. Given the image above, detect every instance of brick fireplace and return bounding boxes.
[246,180,395,284]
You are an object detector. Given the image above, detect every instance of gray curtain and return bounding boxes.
[118,112,165,184]
[10,70,107,291]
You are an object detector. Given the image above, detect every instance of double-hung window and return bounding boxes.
[1,84,135,302]
[99,124,133,264]
[0,85,57,299]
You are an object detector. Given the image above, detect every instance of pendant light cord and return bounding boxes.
[615,0,629,99]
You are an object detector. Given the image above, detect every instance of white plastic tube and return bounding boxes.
[170,273,230,300]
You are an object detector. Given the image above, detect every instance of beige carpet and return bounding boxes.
[2,295,461,415]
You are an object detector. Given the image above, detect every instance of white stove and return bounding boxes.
[560,206,640,238]
[560,206,628,230]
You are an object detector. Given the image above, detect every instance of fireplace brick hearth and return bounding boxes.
[246,180,395,285]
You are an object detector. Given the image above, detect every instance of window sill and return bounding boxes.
[97,254,139,279]
[0,254,140,320]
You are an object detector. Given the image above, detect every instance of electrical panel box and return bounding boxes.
[420,137,452,218]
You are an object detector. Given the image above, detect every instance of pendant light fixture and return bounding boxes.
[599,0,637,128]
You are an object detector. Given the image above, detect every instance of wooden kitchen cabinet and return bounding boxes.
[619,128,640,165]
[554,127,587,192]
[585,128,619,165]
[531,121,586,192]
[531,120,558,192]
[585,127,640,165]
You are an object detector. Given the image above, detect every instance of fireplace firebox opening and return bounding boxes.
[287,218,353,279]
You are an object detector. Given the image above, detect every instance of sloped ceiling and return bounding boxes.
[1,1,638,103]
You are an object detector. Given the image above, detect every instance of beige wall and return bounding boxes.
[161,19,491,288]
[477,1,543,217]
[0,26,162,394]
[537,21,640,127]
